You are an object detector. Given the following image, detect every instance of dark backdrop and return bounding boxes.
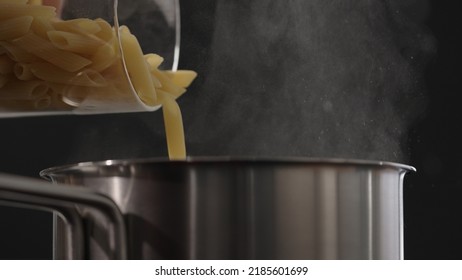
[404,1,462,259]
[0,0,461,259]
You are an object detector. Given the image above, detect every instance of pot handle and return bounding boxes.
[0,173,127,259]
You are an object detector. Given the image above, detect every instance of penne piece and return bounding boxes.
[0,79,49,100]
[47,89,74,109]
[13,32,92,72]
[0,41,36,62]
[90,42,118,72]
[30,62,108,87]
[0,0,28,4]
[30,16,55,39]
[94,18,115,42]
[144,53,164,71]
[120,29,157,106]
[151,68,186,99]
[52,18,102,35]
[27,0,42,4]
[0,55,14,74]
[60,85,91,107]
[158,90,186,159]
[48,30,105,54]
[34,94,52,109]
[0,74,9,88]
[0,16,34,40]
[2,95,52,110]
[148,69,162,88]
[0,3,56,20]
[14,62,35,80]
[163,70,198,88]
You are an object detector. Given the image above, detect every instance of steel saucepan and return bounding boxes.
[0,157,414,259]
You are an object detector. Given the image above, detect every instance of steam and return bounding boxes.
[183,0,435,162]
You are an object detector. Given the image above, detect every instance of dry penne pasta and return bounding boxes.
[90,42,118,72]
[48,30,105,54]
[46,82,85,108]
[52,18,102,35]
[0,74,9,88]
[30,62,107,87]
[120,27,157,106]
[0,54,14,74]
[0,1,197,160]
[0,79,48,100]
[14,62,35,80]
[34,94,51,108]
[30,16,55,38]
[46,81,66,94]
[47,89,74,109]
[148,70,162,88]
[27,0,42,5]
[0,41,36,62]
[13,32,92,71]
[36,95,51,108]
[158,90,186,159]
[151,68,186,99]
[94,18,115,42]
[60,85,93,107]
[0,3,56,20]
[0,16,34,40]
[1,0,28,4]
[144,53,164,70]
[0,98,49,110]
[9,95,51,109]
[164,70,198,88]
[144,56,162,87]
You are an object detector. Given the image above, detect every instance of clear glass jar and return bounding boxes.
[0,0,180,117]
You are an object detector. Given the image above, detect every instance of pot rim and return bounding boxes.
[40,156,416,178]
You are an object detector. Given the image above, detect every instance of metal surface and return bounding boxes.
[38,157,414,260]
[0,173,127,259]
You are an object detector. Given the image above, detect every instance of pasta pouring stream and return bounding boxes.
[0,0,196,159]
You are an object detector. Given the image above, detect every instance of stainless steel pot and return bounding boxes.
[0,157,414,260]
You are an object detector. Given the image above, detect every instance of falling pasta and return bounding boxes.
[0,0,197,159]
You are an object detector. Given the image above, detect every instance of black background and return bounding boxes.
[1,0,461,259]
[404,1,462,259]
